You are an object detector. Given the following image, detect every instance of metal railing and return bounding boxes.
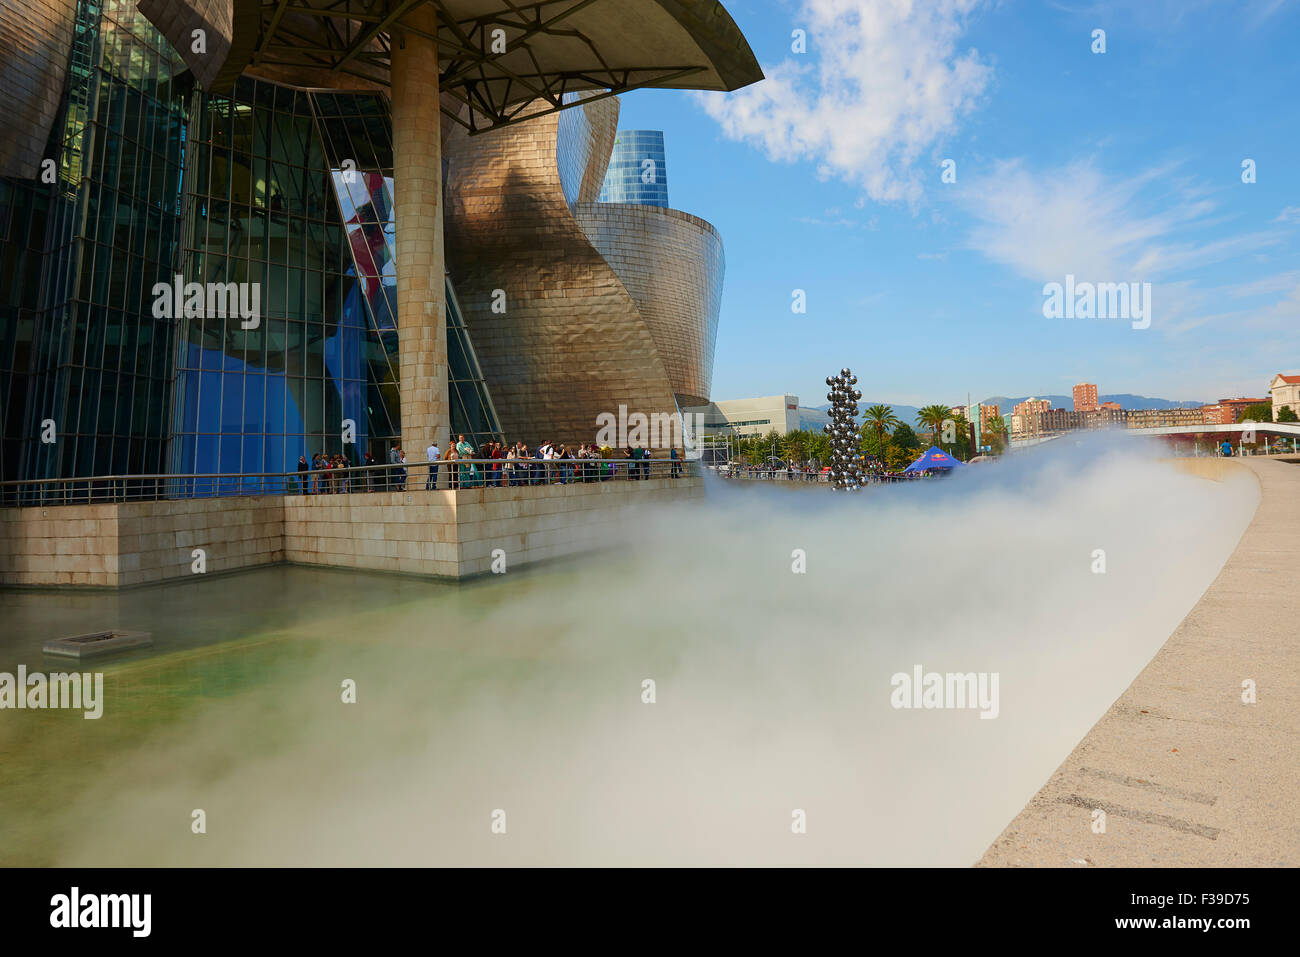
[713,466,923,484]
[0,457,698,508]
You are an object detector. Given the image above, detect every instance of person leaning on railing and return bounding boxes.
[504,443,518,485]
[444,443,459,490]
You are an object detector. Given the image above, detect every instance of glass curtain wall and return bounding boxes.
[12,0,189,481]
[172,79,500,485]
[3,26,501,489]
[598,130,669,208]
[171,79,374,481]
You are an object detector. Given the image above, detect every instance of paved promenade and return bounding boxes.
[979,457,1300,866]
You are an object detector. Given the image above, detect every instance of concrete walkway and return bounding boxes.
[979,457,1300,866]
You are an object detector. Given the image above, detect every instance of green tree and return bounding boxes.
[981,414,1008,456]
[916,404,954,447]
[808,431,831,466]
[886,443,915,471]
[891,422,921,454]
[743,429,781,464]
[942,410,973,461]
[782,430,809,464]
[1240,402,1273,423]
[861,404,901,463]
[1276,405,1297,423]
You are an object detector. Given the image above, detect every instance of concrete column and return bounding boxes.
[390,8,448,458]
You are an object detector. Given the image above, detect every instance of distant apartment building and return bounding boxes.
[1011,398,1052,438]
[1073,383,1099,412]
[1084,406,1126,429]
[1124,407,1206,429]
[978,404,1001,434]
[1014,397,1052,418]
[1039,408,1084,433]
[1026,407,1121,433]
[1270,374,1300,420]
[953,403,1002,435]
[1216,397,1269,424]
[1201,404,1224,425]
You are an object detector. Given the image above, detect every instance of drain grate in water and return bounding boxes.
[43,630,153,659]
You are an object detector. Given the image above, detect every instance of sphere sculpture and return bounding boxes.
[823,368,864,491]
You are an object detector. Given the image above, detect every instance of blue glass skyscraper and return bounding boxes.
[598,130,669,208]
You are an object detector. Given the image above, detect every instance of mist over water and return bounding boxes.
[1,437,1258,865]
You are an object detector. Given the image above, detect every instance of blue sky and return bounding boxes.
[613,0,1300,408]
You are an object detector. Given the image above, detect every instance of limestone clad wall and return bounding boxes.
[115,497,283,586]
[282,490,461,579]
[0,496,282,587]
[0,478,704,586]
[0,503,119,586]
[282,477,702,577]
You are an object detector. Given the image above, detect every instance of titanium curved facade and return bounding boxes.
[0,0,79,179]
[443,97,683,449]
[441,94,727,448]
[572,203,722,410]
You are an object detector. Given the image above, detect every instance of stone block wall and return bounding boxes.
[0,497,283,587]
[283,490,460,578]
[0,477,703,587]
[115,497,284,586]
[0,503,119,586]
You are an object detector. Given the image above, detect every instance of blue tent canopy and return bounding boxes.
[903,446,965,473]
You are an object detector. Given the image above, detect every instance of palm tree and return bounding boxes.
[916,405,954,447]
[862,404,900,463]
[982,413,1008,455]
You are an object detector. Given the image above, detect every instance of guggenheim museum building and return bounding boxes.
[0,0,760,484]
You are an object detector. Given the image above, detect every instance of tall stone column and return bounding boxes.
[390,7,448,459]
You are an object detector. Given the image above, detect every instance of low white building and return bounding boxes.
[1270,373,1300,420]
[685,395,828,437]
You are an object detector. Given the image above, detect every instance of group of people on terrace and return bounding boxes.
[294,435,683,494]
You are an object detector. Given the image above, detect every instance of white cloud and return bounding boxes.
[696,0,992,204]
[1273,205,1300,224]
[958,159,1294,335]
[961,159,1279,283]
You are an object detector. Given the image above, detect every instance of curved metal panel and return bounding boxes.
[0,0,78,178]
[135,0,234,89]
[443,98,681,449]
[573,203,723,409]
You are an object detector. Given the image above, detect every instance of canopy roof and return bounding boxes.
[902,446,965,473]
[140,0,763,133]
